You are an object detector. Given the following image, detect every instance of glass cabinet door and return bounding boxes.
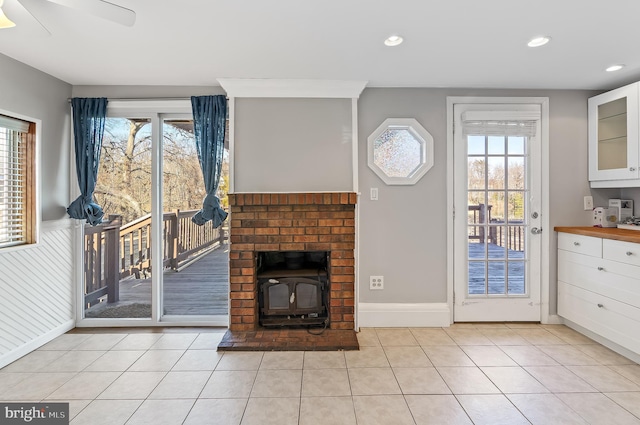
[588,82,639,184]
[597,97,627,171]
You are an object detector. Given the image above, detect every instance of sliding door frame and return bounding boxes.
[74,99,228,327]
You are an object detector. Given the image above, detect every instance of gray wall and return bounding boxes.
[357,88,603,314]
[0,54,74,368]
[67,84,616,316]
[0,54,72,221]
[621,188,640,213]
[4,68,614,319]
[234,98,353,193]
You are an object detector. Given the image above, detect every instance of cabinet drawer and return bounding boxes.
[558,250,640,307]
[558,233,602,257]
[603,239,640,267]
[558,281,640,354]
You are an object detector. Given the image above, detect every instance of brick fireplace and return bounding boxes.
[227,192,356,332]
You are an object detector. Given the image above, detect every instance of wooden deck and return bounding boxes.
[85,244,229,318]
[84,240,525,318]
[468,242,525,295]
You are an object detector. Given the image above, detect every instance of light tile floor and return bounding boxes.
[1,324,639,424]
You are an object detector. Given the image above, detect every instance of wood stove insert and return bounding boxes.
[257,251,329,327]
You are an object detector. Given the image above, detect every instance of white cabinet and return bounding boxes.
[588,81,640,187]
[557,232,640,356]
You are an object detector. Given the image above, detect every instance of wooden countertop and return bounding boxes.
[554,226,640,244]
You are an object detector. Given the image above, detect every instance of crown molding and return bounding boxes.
[217,79,367,98]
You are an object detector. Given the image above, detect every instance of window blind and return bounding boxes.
[461,110,540,137]
[0,115,29,248]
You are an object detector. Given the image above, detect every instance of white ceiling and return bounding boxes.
[0,0,639,90]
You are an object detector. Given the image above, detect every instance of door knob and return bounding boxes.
[531,227,542,234]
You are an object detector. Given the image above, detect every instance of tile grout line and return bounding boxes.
[3,325,640,424]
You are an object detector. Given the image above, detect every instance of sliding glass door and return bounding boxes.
[78,101,229,325]
[84,117,153,320]
[161,118,229,318]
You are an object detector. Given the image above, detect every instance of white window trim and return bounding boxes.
[367,118,434,185]
[0,108,41,252]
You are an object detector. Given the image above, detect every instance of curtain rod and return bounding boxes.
[67,97,195,103]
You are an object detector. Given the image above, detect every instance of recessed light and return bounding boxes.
[384,35,403,47]
[527,36,550,47]
[606,64,625,72]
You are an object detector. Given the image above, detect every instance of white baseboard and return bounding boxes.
[358,303,451,328]
[562,319,640,364]
[542,314,564,325]
[0,320,75,369]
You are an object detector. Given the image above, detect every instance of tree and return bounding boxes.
[95,118,151,223]
[467,158,486,205]
[94,118,229,224]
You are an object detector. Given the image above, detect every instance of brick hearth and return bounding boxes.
[227,192,357,332]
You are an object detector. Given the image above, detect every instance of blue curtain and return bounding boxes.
[191,95,228,227]
[67,97,108,226]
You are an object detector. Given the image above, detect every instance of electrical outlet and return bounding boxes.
[369,275,384,290]
[584,195,594,210]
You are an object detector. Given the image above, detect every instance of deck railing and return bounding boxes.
[468,204,524,252]
[84,216,122,307]
[468,204,493,244]
[491,222,524,252]
[84,209,227,307]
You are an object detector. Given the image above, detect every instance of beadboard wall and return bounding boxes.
[0,219,75,368]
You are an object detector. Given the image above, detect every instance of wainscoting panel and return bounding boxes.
[0,220,75,368]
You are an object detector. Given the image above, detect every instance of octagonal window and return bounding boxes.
[367,118,434,185]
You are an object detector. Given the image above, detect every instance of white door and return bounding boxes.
[453,103,542,322]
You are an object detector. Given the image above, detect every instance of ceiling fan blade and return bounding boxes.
[10,0,52,34]
[45,0,135,26]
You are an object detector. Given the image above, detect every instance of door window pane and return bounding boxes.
[508,261,526,294]
[85,118,153,319]
[487,157,505,189]
[467,192,487,224]
[468,261,486,294]
[488,136,505,155]
[468,228,486,259]
[508,136,525,154]
[487,191,505,223]
[507,157,525,190]
[162,119,229,316]
[487,229,506,259]
[507,191,525,222]
[468,158,486,189]
[468,135,485,155]
[507,228,525,257]
[487,261,506,295]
